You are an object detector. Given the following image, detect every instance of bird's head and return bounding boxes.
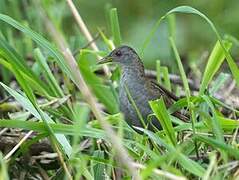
[99,45,141,67]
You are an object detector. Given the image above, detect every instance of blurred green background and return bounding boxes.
[0,0,238,70]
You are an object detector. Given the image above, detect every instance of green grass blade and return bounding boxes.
[0,119,106,139]
[194,135,239,159]
[225,35,239,48]
[140,16,164,55]
[166,6,239,88]
[169,37,190,98]
[124,84,146,128]
[209,73,230,94]
[149,98,176,146]
[156,60,161,84]
[167,14,176,40]
[0,153,9,180]
[109,8,122,47]
[160,66,171,91]
[98,28,114,50]
[33,48,64,97]
[202,95,227,161]
[218,117,239,131]
[0,38,51,97]
[135,127,206,177]
[92,150,105,179]
[78,52,119,113]
[0,14,74,83]
[202,95,224,142]
[141,6,239,87]
[0,83,72,156]
[200,40,232,94]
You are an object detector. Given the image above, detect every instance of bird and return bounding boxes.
[99,45,188,132]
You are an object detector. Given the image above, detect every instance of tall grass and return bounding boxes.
[0,2,238,179]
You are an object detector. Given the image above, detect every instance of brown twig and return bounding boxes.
[144,69,199,91]
[95,68,200,91]
[73,32,102,56]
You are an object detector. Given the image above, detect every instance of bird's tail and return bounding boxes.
[172,111,189,122]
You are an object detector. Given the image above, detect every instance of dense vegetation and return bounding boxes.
[0,1,238,179]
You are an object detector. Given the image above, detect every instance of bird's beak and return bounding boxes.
[98,56,113,64]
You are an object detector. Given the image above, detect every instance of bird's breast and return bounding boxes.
[118,71,164,130]
[119,73,154,122]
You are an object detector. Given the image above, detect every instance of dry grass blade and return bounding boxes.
[4,130,33,160]
[66,0,111,76]
[0,128,8,136]
[43,7,141,180]
[132,162,187,180]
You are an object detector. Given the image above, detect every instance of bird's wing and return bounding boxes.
[149,80,189,121]
[150,80,179,101]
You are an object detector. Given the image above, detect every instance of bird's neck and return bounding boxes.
[121,62,146,84]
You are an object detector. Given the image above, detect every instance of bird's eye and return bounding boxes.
[115,51,122,56]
